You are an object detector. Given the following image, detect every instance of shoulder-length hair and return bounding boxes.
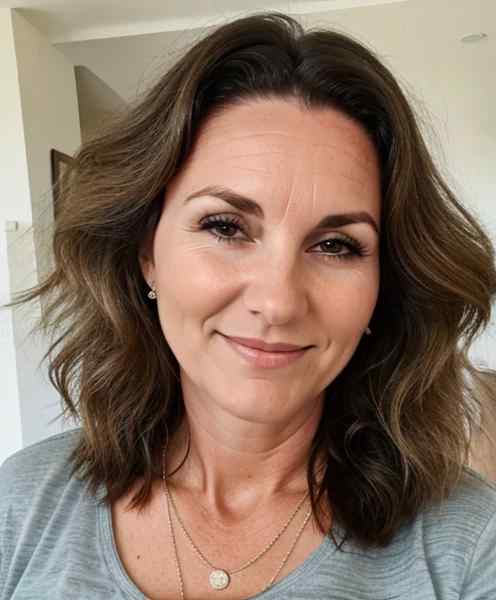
[4,11,496,549]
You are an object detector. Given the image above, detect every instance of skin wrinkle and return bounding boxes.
[140,98,380,519]
[192,155,370,195]
[278,157,297,233]
[312,169,317,237]
[226,158,370,185]
[198,118,375,170]
[192,138,373,187]
[220,164,272,175]
[199,141,373,175]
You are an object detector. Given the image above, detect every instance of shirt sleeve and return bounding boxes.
[460,509,496,599]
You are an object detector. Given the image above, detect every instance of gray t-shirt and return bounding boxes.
[1,428,496,599]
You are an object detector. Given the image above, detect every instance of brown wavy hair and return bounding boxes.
[4,11,496,550]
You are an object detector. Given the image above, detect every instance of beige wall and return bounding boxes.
[0,8,81,463]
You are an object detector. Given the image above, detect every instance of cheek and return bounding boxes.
[155,243,235,318]
[318,267,379,333]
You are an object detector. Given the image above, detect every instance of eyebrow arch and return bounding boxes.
[184,184,380,236]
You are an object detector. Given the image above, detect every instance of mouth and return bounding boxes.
[219,333,311,353]
[219,333,310,369]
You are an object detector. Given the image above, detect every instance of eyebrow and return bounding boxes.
[184,185,379,236]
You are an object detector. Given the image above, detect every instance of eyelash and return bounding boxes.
[197,214,367,262]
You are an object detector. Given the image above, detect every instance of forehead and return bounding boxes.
[188,98,378,174]
[168,98,381,222]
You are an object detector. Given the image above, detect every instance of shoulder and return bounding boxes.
[0,428,104,597]
[0,428,83,519]
[326,468,496,598]
[423,466,496,533]
[0,427,82,482]
[418,466,496,595]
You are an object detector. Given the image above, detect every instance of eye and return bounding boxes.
[197,214,367,262]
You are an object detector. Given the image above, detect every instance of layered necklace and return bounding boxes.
[161,444,313,598]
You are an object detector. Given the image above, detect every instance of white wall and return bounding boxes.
[1,8,36,462]
[306,1,496,367]
[0,9,81,464]
[2,1,495,458]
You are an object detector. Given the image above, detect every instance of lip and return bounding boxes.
[223,335,309,352]
[221,334,309,369]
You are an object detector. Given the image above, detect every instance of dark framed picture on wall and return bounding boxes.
[50,148,75,220]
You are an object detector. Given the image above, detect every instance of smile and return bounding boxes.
[221,334,309,369]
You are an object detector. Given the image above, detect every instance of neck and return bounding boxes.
[164,394,326,523]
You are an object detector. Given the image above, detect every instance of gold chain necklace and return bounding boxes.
[161,445,313,598]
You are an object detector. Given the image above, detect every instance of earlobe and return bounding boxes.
[138,231,156,285]
[138,252,155,288]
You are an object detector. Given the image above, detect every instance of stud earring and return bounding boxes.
[147,284,157,300]
[365,327,372,335]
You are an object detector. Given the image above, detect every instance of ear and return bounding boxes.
[138,230,156,288]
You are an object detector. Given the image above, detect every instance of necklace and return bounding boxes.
[161,445,313,598]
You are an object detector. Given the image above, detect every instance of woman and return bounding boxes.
[1,11,496,600]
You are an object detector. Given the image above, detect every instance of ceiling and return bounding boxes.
[4,0,494,145]
[3,0,407,43]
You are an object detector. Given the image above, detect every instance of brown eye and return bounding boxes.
[198,215,367,262]
[199,215,245,244]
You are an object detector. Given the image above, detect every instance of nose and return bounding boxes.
[243,257,309,325]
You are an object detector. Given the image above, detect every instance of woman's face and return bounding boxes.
[140,97,381,426]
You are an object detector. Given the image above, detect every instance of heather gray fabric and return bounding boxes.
[1,428,496,599]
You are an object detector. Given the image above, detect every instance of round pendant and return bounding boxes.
[209,569,230,590]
